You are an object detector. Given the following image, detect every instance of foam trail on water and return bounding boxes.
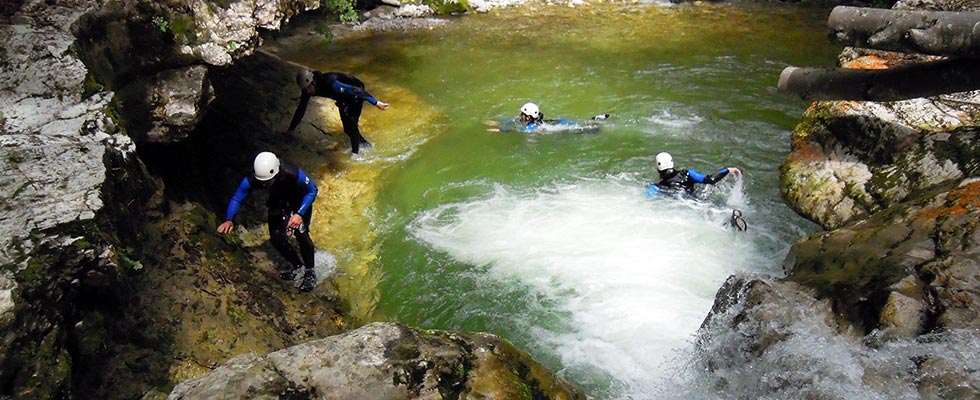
[410,179,765,398]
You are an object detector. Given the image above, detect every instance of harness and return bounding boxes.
[656,169,695,193]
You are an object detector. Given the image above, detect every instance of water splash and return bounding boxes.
[409,178,768,398]
[313,249,338,284]
[283,249,337,289]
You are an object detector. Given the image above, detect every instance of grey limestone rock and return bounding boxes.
[0,0,136,266]
[169,322,585,400]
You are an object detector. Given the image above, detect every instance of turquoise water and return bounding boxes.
[286,3,838,398]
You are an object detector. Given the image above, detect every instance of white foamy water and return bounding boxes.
[409,178,765,398]
[284,249,337,289]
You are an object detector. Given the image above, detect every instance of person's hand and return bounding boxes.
[376,101,389,110]
[287,214,303,230]
[728,167,742,178]
[217,221,234,234]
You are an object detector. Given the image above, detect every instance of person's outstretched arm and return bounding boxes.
[218,177,252,233]
[334,73,388,109]
[286,93,312,133]
[689,167,741,185]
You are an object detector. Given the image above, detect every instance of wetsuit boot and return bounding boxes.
[279,266,299,281]
[300,268,316,292]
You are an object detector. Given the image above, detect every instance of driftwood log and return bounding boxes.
[778,58,980,101]
[779,6,980,101]
[828,6,980,58]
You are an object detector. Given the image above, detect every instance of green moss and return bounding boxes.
[168,15,196,44]
[515,381,532,400]
[74,239,94,250]
[102,102,127,136]
[82,72,105,99]
[19,329,73,400]
[158,330,176,350]
[227,305,247,325]
[936,128,980,173]
[210,0,238,9]
[793,102,833,140]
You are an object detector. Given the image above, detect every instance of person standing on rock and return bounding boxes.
[647,152,742,196]
[286,68,390,155]
[217,151,319,292]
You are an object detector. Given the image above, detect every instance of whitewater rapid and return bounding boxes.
[408,177,772,398]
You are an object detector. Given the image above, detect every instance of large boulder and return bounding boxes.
[169,322,585,400]
[71,0,318,144]
[785,177,980,336]
[710,2,980,398]
[111,65,215,144]
[781,49,980,230]
[0,0,157,397]
[0,0,346,398]
[779,37,980,339]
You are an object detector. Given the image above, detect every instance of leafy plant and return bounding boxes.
[121,246,144,271]
[326,0,358,22]
[151,16,170,33]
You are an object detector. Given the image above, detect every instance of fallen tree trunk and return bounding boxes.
[778,58,980,101]
[828,6,980,58]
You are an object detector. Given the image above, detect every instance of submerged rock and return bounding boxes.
[169,322,585,400]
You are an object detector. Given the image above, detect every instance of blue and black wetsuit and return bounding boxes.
[522,113,546,132]
[226,162,318,270]
[288,71,381,154]
[646,167,732,196]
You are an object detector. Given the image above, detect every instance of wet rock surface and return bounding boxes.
[696,2,980,397]
[697,275,980,398]
[785,178,980,335]
[0,0,344,398]
[169,322,585,400]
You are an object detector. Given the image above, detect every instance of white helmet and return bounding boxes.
[520,102,540,119]
[655,152,674,171]
[253,152,280,181]
[296,69,314,89]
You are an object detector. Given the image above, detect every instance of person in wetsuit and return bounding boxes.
[485,102,545,132]
[286,68,390,154]
[217,152,319,292]
[647,152,742,196]
[519,102,545,131]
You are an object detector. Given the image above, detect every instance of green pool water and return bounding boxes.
[283,3,838,397]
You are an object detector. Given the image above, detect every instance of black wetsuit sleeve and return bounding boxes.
[702,169,730,185]
[287,93,312,132]
[334,73,376,102]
